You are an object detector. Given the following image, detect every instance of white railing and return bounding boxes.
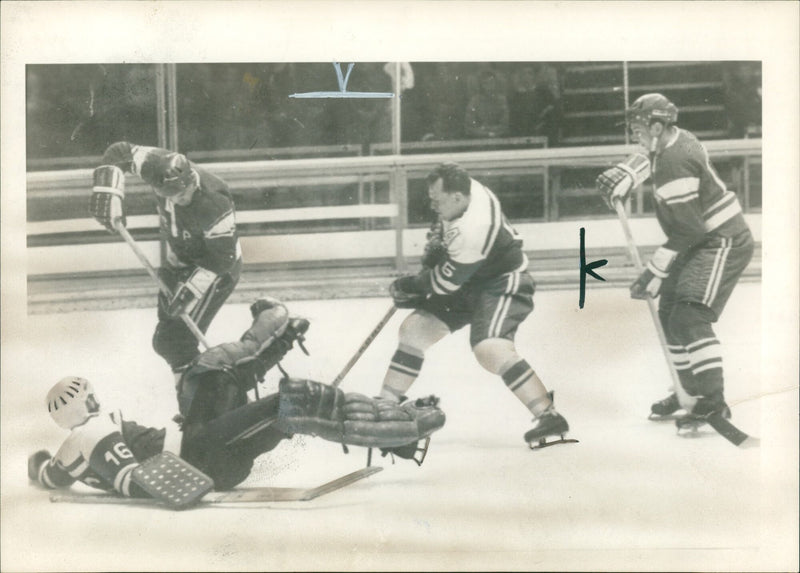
[27,140,762,276]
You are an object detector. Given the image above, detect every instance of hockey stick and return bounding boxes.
[612,199,689,405]
[331,304,397,388]
[49,466,383,506]
[612,200,756,447]
[113,218,209,350]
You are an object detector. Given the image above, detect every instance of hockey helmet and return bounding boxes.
[626,93,679,127]
[140,151,197,198]
[46,376,100,429]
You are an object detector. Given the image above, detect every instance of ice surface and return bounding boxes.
[2,283,798,572]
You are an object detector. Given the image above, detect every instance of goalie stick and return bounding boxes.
[113,218,209,350]
[49,466,383,508]
[612,200,756,448]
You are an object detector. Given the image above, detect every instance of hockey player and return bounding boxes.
[89,142,242,381]
[380,162,572,449]
[30,298,446,496]
[28,376,169,498]
[596,93,754,430]
[176,297,445,488]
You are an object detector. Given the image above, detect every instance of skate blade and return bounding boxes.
[528,435,579,450]
[676,421,711,438]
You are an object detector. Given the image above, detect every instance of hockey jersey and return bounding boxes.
[35,413,149,497]
[650,129,750,254]
[100,142,242,275]
[419,179,528,295]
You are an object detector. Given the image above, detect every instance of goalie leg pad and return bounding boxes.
[276,378,446,449]
[131,451,214,509]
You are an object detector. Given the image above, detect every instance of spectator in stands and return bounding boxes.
[508,64,561,145]
[464,69,510,139]
[418,63,471,142]
[324,62,394,153]
[722,62,762,138]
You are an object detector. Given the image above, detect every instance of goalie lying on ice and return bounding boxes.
[29,298,446,497]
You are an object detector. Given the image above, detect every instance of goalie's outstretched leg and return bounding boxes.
[523,392,578,450]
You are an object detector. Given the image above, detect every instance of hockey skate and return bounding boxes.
[524,394,577,450]
[648,393,683,421]
[675,395,731,434]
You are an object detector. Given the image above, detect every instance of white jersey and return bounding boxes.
[36,413,142,496]
[426,179,528,295]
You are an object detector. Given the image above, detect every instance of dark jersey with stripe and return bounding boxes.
[36,413,148,497]
[651,129,750,254]
[100,142,241,275]
[418,179,528,295]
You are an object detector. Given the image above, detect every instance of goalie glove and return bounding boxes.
[167,267,217,317]
[89,164,126,232]
[596,153,651,209]
[630,247,678,299]
[389,275,427,309]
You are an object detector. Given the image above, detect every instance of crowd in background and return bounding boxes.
[26,62,564,160]
[26,61,761,162]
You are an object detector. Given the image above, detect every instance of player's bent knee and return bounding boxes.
[398,311,449,350]
[473,338,518,374]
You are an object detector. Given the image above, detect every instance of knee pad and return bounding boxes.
[668,302,716,346]
[473,338,518,375]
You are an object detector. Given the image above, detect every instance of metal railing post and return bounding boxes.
[393,167,408,273]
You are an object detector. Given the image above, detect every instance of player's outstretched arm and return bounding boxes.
[27,450,75,489]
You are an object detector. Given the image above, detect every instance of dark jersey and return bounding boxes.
[100,142,241,275]
[35,413,148,497]
[650,129,750,254]
[419,179,528,295]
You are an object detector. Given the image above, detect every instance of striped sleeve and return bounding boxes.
[424,184,504,295]
[40,459,77,488]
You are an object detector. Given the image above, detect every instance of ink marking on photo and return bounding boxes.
[579,227,607,309]
[290,63,394,99]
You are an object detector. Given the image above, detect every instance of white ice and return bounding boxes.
[2,283,798,572]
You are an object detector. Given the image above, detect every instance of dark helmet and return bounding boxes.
[140,150,196,197]
[626,93,678,127]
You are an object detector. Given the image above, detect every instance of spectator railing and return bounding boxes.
[27,139,762,277]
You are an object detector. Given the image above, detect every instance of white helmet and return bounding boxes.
[46,376,100,429]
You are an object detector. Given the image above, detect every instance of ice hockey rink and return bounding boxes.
[2,281,798,572]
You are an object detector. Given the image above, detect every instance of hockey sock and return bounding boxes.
[380,344,424,401]
[500,358,551,416]
[669,302,724,398]
[686,337,724,397]
[667,344,699,396]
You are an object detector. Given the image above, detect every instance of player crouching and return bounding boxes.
[29,298,446,506]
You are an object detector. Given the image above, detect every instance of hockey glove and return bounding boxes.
[630,247,678,299]
[421,220,448,269]
[167,267,217,317]
[89,164,126,232]
[27,450,52,482]
[596,153,651,210]
[390,275,427,309]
